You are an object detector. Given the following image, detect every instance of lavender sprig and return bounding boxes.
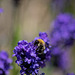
[13,32,51,75]
[0,50,12,75]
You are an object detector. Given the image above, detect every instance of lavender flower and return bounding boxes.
[50,13,75,55]
[13,32,51,75]
[67,73,75,75]
[0,50,12,75]
[49,13,75,71]
[13,40,39,75]
[0,8,4,13]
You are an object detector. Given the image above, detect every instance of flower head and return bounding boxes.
[50,13,75,55]
[13,32,51,75]
[0,50,12,75]
[13,40,39,75]
[0,8,4,13]
[49,13,75,71]
[67,73,75,75]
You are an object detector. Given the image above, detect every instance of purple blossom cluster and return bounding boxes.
[50,13,75,55]
[0,8,4,13]
[49,13,75,71]
[0,51,12,75]
[67,73,75,75]
[13,32,51,75]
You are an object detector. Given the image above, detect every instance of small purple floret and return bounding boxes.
[0,8,4,13]
[0,50,12,75]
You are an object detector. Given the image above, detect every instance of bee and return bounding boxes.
[34,39,46,55]
[34,39,51,60]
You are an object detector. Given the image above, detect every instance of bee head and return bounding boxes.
[37,39,45,45]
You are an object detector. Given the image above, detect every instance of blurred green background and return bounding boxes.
[0,0,75,75]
